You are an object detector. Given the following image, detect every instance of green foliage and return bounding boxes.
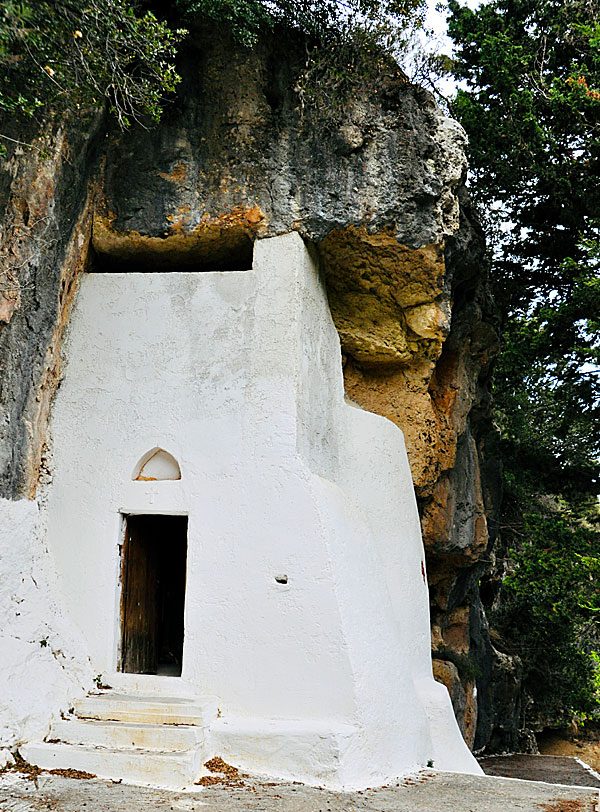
[176,0,426,46]
[447,0,600,726]
[495,511,600,722]
[494,246,600,503]
[0,0,185,129]
[447,0,600,312]
[174,0,271,46]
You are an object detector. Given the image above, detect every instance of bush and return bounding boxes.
[0,0,184,129]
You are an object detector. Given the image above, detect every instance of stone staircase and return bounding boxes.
[20,691,219,788]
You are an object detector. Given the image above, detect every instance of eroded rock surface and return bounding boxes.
[0,118,103,499]
[0,23,504,749]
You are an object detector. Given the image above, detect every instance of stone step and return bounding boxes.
[104,674,199,697]
[74,692,218,726]
[48,718,205,752]
[19,740,205,788]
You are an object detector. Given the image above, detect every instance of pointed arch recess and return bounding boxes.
[133,448,181,481]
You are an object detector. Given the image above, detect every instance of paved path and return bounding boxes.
[0,769,598,812]
[480,754,600,789]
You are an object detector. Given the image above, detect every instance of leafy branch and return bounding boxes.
[0,0,186,135]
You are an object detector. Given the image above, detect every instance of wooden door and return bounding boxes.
[120,516,160,674]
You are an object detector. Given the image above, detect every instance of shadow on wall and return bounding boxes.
[91,223,255,273]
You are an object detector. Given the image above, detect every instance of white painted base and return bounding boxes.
[0,498,91,750]
[104,673,200,698]
[209,718,360,788]
[73,692,218,727]
[415,680,483,775]
[49,718,205,751]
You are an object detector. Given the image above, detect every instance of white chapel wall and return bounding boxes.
[0,498,91,750]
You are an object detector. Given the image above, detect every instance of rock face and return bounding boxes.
[0,118,103,499]
[0,23,503,750]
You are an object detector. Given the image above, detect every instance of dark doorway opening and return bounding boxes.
[119,514,188,676]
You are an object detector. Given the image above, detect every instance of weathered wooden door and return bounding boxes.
[120,516,160,673]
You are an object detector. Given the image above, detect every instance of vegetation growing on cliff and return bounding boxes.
[448,0,600,731]
[0,0,426,141]
[174,0,426,46]
[174,0,426,122]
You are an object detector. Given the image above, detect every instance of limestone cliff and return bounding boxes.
[0,24,505,750]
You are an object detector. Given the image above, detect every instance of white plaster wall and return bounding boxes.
[0,497,91,748]
[40,232,480,785]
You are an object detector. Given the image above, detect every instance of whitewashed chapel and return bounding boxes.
[8,233,480,787]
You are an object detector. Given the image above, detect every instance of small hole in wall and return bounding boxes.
[274,575,288,585]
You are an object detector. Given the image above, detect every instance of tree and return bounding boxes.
[497,512,600,725]
[174,0,426,46]
[447,0,600,728]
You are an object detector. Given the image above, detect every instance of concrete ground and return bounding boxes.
[0,768,598,812]
[479,754,600,789]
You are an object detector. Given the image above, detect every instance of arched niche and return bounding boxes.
[132,448,181,481]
